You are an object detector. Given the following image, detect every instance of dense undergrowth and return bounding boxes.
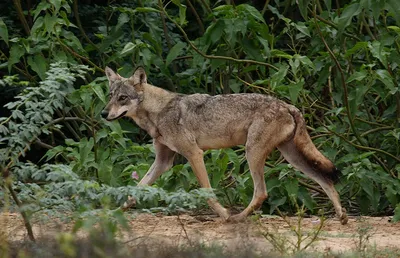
[0,0,400,253]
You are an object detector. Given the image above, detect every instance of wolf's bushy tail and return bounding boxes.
[278,107,340,183]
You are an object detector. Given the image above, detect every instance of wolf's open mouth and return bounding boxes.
[106,110,127,121]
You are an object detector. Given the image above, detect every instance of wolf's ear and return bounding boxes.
[130,67,147,85]
[105,66,120,83]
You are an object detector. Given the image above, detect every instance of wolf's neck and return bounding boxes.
[141,83,176,113]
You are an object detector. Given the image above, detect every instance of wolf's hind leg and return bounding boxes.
[278,140,348,225]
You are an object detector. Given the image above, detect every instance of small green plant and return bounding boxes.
[260,196,325,255]
[353,219,375,256]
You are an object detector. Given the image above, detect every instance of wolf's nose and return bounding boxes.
[101,110,108,119]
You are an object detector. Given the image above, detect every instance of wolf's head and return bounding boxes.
[101,67,147,121]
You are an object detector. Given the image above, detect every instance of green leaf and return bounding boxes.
[269,197,287,214]
[44,13,58,33]
[345,42,368,57]
[8,44,25,73]
[33,1,51,21]
[49,0,62,13]
[386,0,400,26]
[285,178,299,197]
[337,3,361,35]
[205,20,224,45]
[237,4,265,23]
[135,7,160,13]
[376,69,395,93]
[270,64,288,90]
[393,204,400,222]
[297,0,310,20]
[0,18,9,46]
[92,82,106,103]
[368,41,388,68]
[323,0,331,11]
[270,49,292,59]
[172,0,186,26]
[120,42,136,57]
[294,22,310,37]
[346,71,367,83]
[387,26,400,34]
[166,42,186,66]
[288,80,304,104]
[27,54,48,80]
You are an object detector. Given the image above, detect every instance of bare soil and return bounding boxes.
[2,212,400,254]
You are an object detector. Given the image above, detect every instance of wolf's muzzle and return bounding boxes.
[101,109,109,119]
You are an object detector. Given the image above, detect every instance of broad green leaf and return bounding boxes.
[298,187,315,211]
[393,204,400,222]
[44,13,58,33]
[257,36,270,58]
[368,41,388,68]
[49,0,62,13]
[205,20,224,45]
[27,54,48,80]
[297,0,310,20]
[30,16,44,40]
[337,3,361,35]
[135,7,160,13]
[269,196,287,214]
[92,82,106,103]
[346,71,367,83]
[0,18,8,45]
[376,69,395,93]
[270,49,292,59]
[345,42,368,57]
[223,19,237,44]
[387,26,400,34]
[79,137,94,166]
[172,0,186,26]
[288,80,304,104]
[268,5,291,23]
[61,30,85,53]
[270,64,288,90]
[116,13,130,31]
[242,37,260,61]
[237,4,265,23]
[166,41,186,66]
[370,0,385,20]
[33,1,51,21]
[8,44,25,72]
[295,54,315,69]
[120,42,136,57]
[294,22,310,37]
[386,0,400,26]
[323,0,331,11]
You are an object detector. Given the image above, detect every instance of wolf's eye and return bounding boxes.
[118,95,127,101]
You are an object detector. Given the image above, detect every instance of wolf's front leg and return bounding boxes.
[122,140,176,210]
[185,148,230,220]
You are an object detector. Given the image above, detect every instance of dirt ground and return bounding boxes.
[2,212,400,254]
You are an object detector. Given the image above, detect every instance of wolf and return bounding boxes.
[101,66,348,225]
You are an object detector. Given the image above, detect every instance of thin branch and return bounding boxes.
[187,0,205,34]
[13,0,30,35]
[4,177,35,241]
[58,39,104,72]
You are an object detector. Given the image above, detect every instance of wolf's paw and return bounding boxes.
[227,213,247,223]
[339,208,348,225]
[121,196,136,211]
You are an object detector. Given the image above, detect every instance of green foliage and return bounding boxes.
[1,0,400,230]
